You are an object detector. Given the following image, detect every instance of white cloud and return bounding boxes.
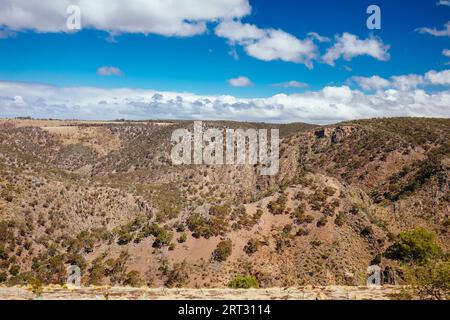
[443,49,450,58]
[322,33,390,66]
[425,69,450,85]
[272,81,309,88]
[417,22,450,37]
[351,70,450,91]
[215,20,265,43]
[437,0,450,6]
[391,74,424,90]
[307,32,330,43]
[215,20,317,68]
[343,65,353,72]
[322,86,353,102]
[228,76,252,87]
[0,0,251,36]
[1,79,448,124]
[97,66,123,76]
[351,76,390,91]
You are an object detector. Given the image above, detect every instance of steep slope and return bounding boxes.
[0,118,448,288]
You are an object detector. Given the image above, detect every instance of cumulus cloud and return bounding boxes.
[351,70,450,91]
[437,0,450,6]
[228,76,252,87]
[322,33,390,66]
[0,0,251,36]
[391,74,425,91]
[215,20,317,68]
[97,66,123,76]
[443,49,450,58]
[1,79,449,124]
[351,76,390,91]
[417,22,450,37]
[425,69,450,85]
[272,81,309,88]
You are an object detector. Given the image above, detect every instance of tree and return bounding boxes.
[385,228,442,264]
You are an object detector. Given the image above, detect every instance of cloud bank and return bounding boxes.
[351,70,450,91]
[1,77,448,124]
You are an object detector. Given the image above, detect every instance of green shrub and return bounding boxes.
[267,194,287,215]
[335,212,346,227]
[243,238,260,255]
[88,257,106,286]
[165,261,189,288]
[385,228,442,264]
[9,265,20,276]
[317,216,327,227]
[213,240,232,262]
[404,260,450,300]
[296,227,309,236]
[117,230,134,245]
[229,275,259,289]
[153,229,173,248]
[124,270,142,287]
[177,232,187,243]
[187,212,229,239]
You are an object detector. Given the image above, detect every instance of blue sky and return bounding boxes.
[0,0,449,123]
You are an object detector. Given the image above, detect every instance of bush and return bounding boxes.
[361,225,375,239]
[124,270,142,287]
[317,216,327,227]
[335,212,346,227]
[177,232,187,243]
[212,240,232,262]
[106,251,129,285]
[385,228,442,264]
[0,271,7,283]
[229,275,259,289]
[187,211,229,239]
[153,229,173,248]
[253,209,263,223]
[117,230,134,245]
[267,194,287,215]
[243,238,260,255]
[165,261,189,288]
[9,264,20,276]
[296,227,309,236]
[404,260,450,300]
[88,258,105,286]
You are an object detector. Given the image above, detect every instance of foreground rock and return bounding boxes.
[0,286,403,300]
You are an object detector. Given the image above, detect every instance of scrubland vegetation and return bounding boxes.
[0,118,448,299]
